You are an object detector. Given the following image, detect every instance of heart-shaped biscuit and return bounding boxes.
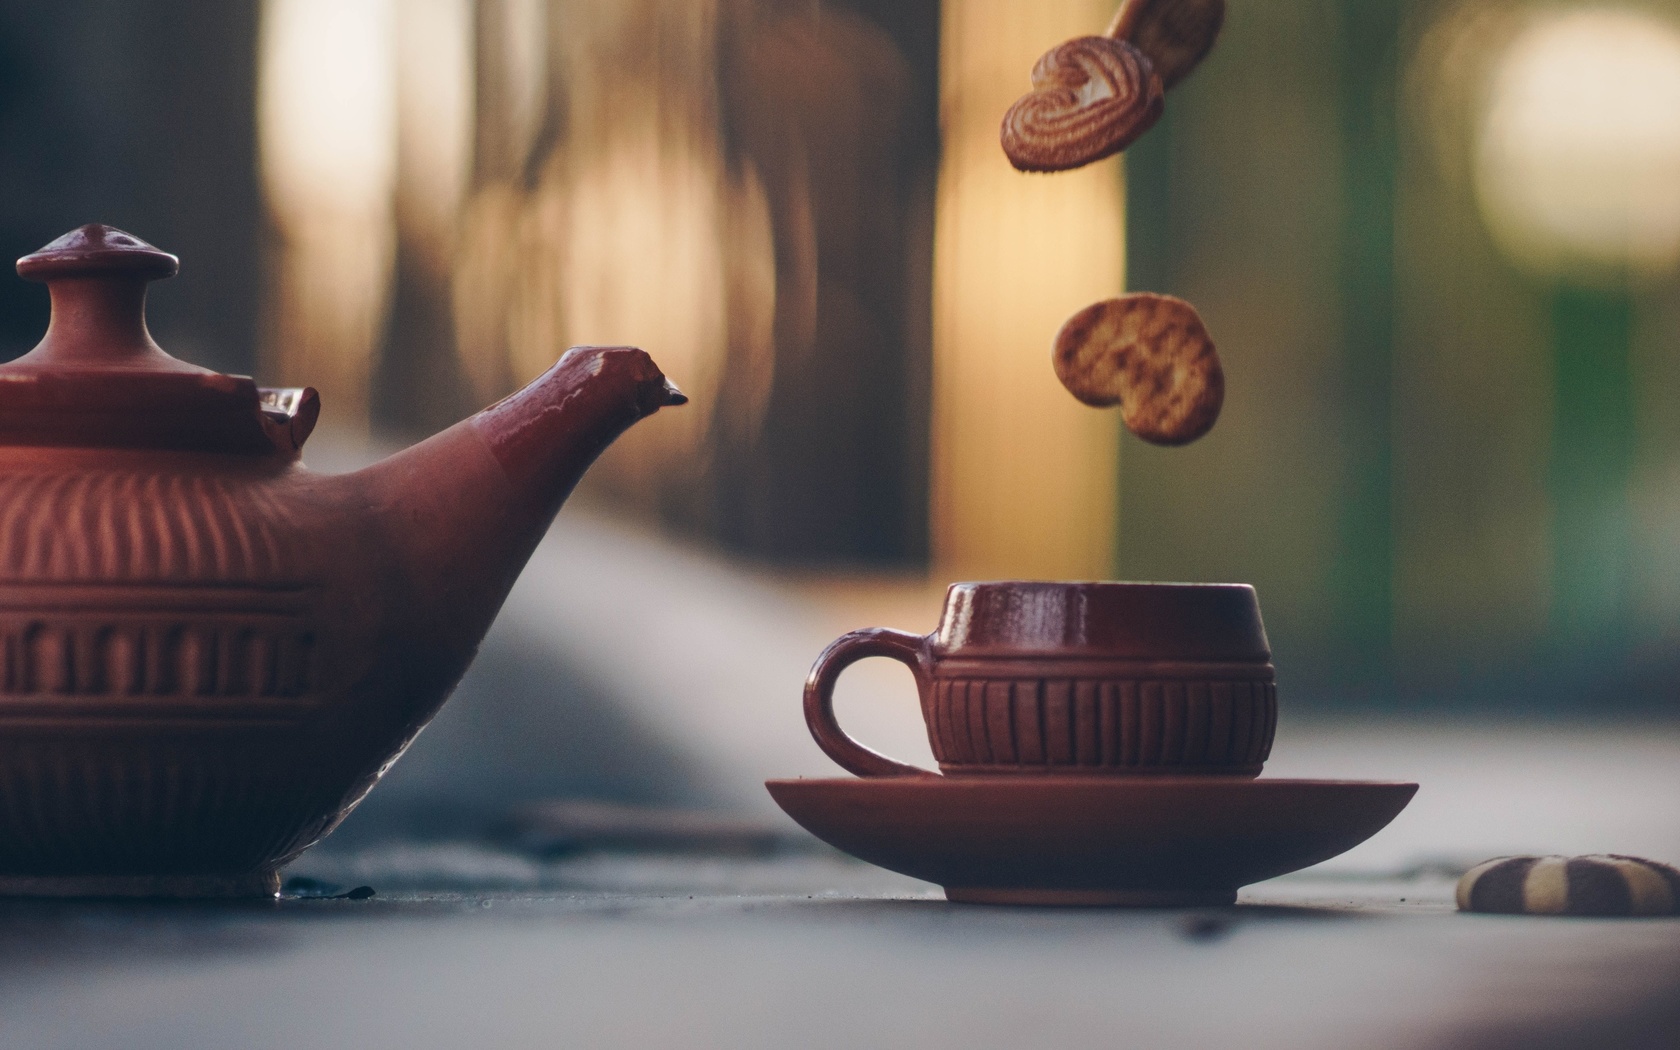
[1000,36,1164,173]
[1106,0,1226,90]
[1053,293,1223,445]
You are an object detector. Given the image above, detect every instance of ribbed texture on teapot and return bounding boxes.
[0,469,302,583]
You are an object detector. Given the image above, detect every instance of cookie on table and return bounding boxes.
[1457,855,1680,916]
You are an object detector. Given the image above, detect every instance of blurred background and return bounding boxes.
[1,0,1679,839]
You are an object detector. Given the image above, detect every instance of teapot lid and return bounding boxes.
[3,224,317,455]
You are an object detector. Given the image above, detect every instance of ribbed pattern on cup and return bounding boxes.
[926,677,1275,772]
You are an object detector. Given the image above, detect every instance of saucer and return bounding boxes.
[765,776,1417,906]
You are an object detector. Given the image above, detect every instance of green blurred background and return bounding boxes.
[1128,0,1680,709]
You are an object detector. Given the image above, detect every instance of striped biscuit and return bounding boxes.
[1000,37,1164,173]
[1457,854,1680,916]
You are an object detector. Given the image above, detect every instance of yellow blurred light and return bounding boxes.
[258,0,397,221]
[1475,7,1680,282]
[395,0,474,269]
[257,0,398,426]
[933,0,1124,581]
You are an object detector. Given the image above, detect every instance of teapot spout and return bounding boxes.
[469,344,686,520]
[341,345,684,664]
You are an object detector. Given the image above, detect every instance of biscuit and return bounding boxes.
[1457,854,1680,916]
[1052,293,1224,445]
[1105,0,1226,90]
[1001,37,1164,173]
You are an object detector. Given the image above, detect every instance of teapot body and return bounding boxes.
[0,448,429,893]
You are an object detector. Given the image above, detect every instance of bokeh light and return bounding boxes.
[1474,7,1680,283]
[258,0,397,221]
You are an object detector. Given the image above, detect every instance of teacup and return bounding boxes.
[804,582,1276,777]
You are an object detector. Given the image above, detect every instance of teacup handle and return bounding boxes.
[803,628,937,778]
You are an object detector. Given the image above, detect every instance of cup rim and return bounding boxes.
[931,580,1271,661]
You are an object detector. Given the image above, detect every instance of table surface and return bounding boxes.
[2,839,1676,1050]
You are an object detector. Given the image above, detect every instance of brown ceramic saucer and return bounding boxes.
[766,776,1417,906]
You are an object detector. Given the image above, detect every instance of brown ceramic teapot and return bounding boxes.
[0,225,685,896]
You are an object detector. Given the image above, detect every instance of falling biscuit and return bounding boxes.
[1105,0,1227,90]
[1001,36,1164,173]
[1457,854,1680,916]
[1053,293,1224,445]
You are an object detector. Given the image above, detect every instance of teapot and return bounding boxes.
[0,225,685,897]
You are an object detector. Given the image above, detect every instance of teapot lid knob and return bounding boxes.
[10,223,199,375]
[1,224,315,455]
[17,223,179,283]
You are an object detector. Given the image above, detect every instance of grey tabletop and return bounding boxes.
[1,849,1676,1050]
